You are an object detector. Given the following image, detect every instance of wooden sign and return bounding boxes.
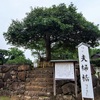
[77,43,94,100]
[55,63,74,80]
[50,60,77,97]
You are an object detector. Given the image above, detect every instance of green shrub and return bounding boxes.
[6,56,32,65]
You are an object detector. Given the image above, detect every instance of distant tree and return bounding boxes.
[0,49,9,64]
[0,49,8,56]
[0,48,32,64]
[8,47,24,59]
[3,3,100,61]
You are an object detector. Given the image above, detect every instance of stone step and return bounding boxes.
[25,85,53,91]
[26,77,53,82]
[38,96,52,100]
[24,95,52,100]
[23,95,38,100]
[21,95,52,100]
[27,73,53,78]
[24,67,54,99]
[29,67,53,74]
[24,91,53,97]
[25,81,53,86]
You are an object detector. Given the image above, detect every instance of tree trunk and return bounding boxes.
[45,34,51,61]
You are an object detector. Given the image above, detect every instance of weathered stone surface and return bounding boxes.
[0,79,4,88]
[1,65,11,73]
[0,79,3,82]
[76,86,100,100]
[75,92,82,100]
[18,72,26,81]
[55,94,63,100]
[10,82,25,91]
[56,80,68,87]
[3,72,12,81]
[24,95,31,100]
[0,82,4,88]
[18,65,30,71]
[63,95,74,100]
[62,83,75,94]
[10,95,20,100]
[94,86,100,100]
[98,76,100,85]
[92,75,98,87]
[0,73,2,79]
[56,94,75,100]
[0,65,100,100]
[10,82,18,90]
[11,75,17,81]
[11,65,18,71]
[26,78,31,82]
[0,89,11,96]
[10,70,16,75]
[0,66,2,73]
[56,87,63,94]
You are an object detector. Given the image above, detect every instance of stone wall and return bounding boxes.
[0,65,100,100]
[0,65,54,100]
[0,64,31,97]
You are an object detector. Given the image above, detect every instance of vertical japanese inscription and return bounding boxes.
[81,54,89,82]
[78,43,94,99]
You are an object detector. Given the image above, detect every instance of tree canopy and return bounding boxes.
[3,3,100,61]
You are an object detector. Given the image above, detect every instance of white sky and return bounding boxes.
[0,0,100,61]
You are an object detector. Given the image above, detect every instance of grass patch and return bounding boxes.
[0,96,10,100]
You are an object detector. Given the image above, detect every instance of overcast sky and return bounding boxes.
[0,0,100,60]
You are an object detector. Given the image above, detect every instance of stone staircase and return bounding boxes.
[25,67,54,100]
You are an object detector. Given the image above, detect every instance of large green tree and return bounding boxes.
[3,3,100,61]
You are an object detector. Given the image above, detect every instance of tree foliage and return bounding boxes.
[0,48,32,64]
[3,3,100,61]
[89,48,100,67]
[0,49,9,64]
[90,48,100,57]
